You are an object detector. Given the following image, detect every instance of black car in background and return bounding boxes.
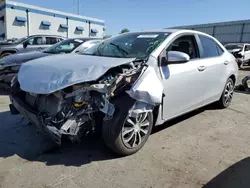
[0,38,102,90]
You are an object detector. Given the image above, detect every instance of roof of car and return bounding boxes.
[62,38,103,42]
[28,34,65,38]
[118,29,210,35]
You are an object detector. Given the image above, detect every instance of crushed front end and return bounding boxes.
[9,63,143,144]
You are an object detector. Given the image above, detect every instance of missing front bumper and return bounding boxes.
[9,95,62,145]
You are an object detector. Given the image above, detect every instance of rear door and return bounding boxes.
[196,34,227,104]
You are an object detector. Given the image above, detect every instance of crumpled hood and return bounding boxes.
[0,51,50,67]
[18,54,135,94]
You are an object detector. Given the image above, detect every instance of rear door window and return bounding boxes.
[46,37,58,45]
[199,35,222,58]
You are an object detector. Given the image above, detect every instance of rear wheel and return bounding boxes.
[216,78,234,108]
[102,94,153,156]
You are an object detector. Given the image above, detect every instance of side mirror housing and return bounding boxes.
[161,51,190,66]
[23,42,28,48]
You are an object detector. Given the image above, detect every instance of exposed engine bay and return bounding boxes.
[10,61,146,144]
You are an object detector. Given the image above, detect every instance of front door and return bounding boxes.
[161,34,206,121]
[22,36,44,53]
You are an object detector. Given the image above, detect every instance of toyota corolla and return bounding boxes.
[9,29,238,156]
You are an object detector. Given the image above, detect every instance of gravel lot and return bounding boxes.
[0,69,250,188]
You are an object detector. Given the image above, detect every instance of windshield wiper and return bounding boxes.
[110,43,128,56]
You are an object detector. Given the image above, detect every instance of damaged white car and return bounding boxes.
[9,30,238,156]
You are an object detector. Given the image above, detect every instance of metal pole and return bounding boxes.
[77,0,80,15]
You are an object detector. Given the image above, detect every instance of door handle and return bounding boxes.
[197,66,206,71]
[224,61,229,65]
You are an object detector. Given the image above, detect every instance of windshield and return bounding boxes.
[82,32,170,58]
[225,44,243,50]
[43,39,84,54]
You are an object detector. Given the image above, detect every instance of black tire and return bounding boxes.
[102,94,153,156]
[216,78,234,108]
[237,62,242,69]
[242,76,250,92]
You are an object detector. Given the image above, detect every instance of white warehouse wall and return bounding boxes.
[1,1,105,40]
[68,19,89,38]
[90,23,104,38]
[5,8,27,39]
[28,13,67,37]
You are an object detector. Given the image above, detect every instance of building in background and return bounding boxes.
[0,0,105,40]
[169,20,250,44]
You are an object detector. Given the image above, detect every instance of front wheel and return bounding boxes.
[216,78,234,108]
[102,94,153,156]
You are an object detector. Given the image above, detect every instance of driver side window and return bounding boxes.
[166,35,199,59]
[26,37,43,45]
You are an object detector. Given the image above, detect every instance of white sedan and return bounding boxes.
[10,29,238,156]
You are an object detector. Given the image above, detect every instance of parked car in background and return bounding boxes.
[0,38,18,45]
[224,43,250,68]
[9,30,238,156]
[0,35,65,58]
[0,38,102,90]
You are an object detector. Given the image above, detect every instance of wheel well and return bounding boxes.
[153,105,160,126]
[229,74,236,85]
[1,50,16,56]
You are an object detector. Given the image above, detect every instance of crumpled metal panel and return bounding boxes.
[127,66,163,106]
[129,101,154,117]
[18,54,135,94]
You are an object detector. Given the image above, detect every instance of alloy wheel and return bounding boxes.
[224,81,234,106]
[122,112,150,148]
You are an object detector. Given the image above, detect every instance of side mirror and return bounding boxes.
[23,42,28,48]
[161,51,190,66]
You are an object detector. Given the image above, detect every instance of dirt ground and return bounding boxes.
[0,68,250,188]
